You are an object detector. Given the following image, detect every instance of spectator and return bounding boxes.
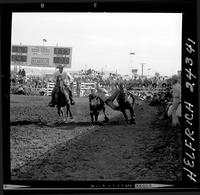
[170,76,181,127]
[18,69,22,76]
[18,75,24,84]
[21,69,26,77]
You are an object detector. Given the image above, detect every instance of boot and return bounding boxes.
[48,98,56,107]
[70,97,75,105]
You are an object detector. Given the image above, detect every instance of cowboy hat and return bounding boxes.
[56,64,64,69]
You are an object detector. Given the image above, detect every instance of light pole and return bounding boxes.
[85,64,87,78]
[140,63,145,77]
[130,52,135,77]
[130,52,135,68]
[42,39,47,46]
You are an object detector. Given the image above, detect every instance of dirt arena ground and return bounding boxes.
[10,95,182,181]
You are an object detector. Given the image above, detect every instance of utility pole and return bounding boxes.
[140,63,145,77]
[130,52,135,76]
[42,38,47,47]
[85,64,87,78]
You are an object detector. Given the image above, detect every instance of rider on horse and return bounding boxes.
[49,64,75,107]
[94,82,126,111]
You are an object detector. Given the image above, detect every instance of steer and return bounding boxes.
[89,93,109,124]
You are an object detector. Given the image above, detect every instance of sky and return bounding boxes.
[11,12,182,76]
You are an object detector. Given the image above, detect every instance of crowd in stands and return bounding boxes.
[10,68,177,98]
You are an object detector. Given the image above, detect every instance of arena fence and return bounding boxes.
[80,82,96,97]
[47,82,55,96]
[46,82,81,97]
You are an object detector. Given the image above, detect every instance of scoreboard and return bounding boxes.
[11,45,72,68]
[11,55,27,62]
[12,46,28,53]
[54,48,70,55]
[53,57,69,64]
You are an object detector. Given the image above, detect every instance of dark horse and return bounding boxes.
[54,76,73,122]
[116,89,136,124]
[89,93,109,124]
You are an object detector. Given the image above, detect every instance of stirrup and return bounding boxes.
[70,100,75,105]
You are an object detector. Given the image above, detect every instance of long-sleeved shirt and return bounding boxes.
[172,82,181,101]
[53,70,73,86]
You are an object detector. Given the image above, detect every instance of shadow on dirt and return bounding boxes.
[11,102,182,181]
[10,120,45,126]
[11,119,109,130]
[10,118,135,131]
[51,118,134,129]
[52,121,92,128]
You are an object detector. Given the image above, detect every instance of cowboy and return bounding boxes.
[48,64,75,107]
[170,76,181,127]
[94,82,125,111]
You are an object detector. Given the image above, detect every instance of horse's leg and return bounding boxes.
[66,103,69,119]
[66,105,69,118]
[95,112,99,123]
[57,109,61,116]
[67,103,73,119]
[69,107,73,119]
[61,107,66,122]
[90,112,94,124]
[57,106,61,116]
[103,106,109,122]
[121,109,128,123]
[129,106,136,124]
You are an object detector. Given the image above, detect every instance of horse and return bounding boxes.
[54,76,73,122]
[116,89,136,124]
[89,93,109,125]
